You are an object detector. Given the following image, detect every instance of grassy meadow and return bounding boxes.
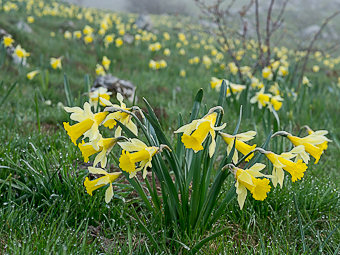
[0,0,339,254]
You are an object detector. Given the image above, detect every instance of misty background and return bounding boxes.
[65,0,340,47]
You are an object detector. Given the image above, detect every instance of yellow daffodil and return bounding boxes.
[250,87,271,109]
[264,150,307,187]
[83,25,94,35]
[228,62,238,75]
[262,67,273,80]
[89,87,112,108]
[104,34,114,47]
[64,31,72,39]
[84,167,121,203]
[163,32,170,40]
[269,83,280,96]
[102,56,111,70]
[102,93,138,137]
[84,34,93,44]
[3,36,14,47]
[27,16,34,23]
[287,132,330,164]
[95,64,106,76]
[210,77,222,90]
[302,76,311,87]
[278,66,288,76]
[220,131,256,164]
[148,42,161,52]
[269,95,283,111]
[163,48,171,56]
[175,108,226,157]
[73,31,82,39]
[63,102,108,145]
[50,57,62,69]
[304,127,331,151]
[179,69,186,77]
[79,134,123,167]
[26,70,40,80]
[230,164,271,209]
[119,139,158,178]
[280,145,310,164]
[115,38,123,47]
[159,60,167,68]
[312,65,319,73]
[14,45,30,59]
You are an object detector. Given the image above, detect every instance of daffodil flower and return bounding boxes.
[84,167,121,203]
[220,131,257,163]
[262,67,273,80]
[250,87,271,109]
[89,87,112,109]
[50,57,62,69]
[229,164,272,209]
[26,70,40,80]
[14,45,30,59]
[280,145,310,164]
[269,95,283,111]
[3,36,14,47]
[118,139,159,178]
[79,134,124,167]
[102,56,111,70]
[63,102,108,145]
[304,127,331,151]
[264,150,307,188]
[102,93,138,137]
[287,134,325,164]
[175,108,226,157]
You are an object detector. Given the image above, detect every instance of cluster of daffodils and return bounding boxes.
[63,90,331,209]
[1,35,30,62]
[210,78,246,98]
[149,59,167,70]
[95,56,111,76]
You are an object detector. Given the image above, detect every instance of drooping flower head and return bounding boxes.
[273,130,331,164]
[26,70,40,80]
[79,135,126,168]
[264,150,308,188]
[63,102,108,145]
[118,139,160,178]
[303,126,331,152]
[84,167,121,203]
[220,131,257,164]
[175,107,226,157]
[228,163,272,209]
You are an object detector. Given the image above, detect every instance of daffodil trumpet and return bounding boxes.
[175,106,225,157]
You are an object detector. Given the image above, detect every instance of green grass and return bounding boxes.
[0,1,339,254]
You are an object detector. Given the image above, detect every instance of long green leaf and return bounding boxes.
[63,74,73,106]
[189,88,203,122]
[190,227,229,254]
[0,81,17,107]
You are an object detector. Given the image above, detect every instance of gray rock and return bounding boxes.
[16,21,32,33]
[93,74,136,102]
[135,15,153,31]
[60,20,75,30]
[123,34,134,44]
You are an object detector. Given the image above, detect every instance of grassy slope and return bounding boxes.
[0,6,339,255]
